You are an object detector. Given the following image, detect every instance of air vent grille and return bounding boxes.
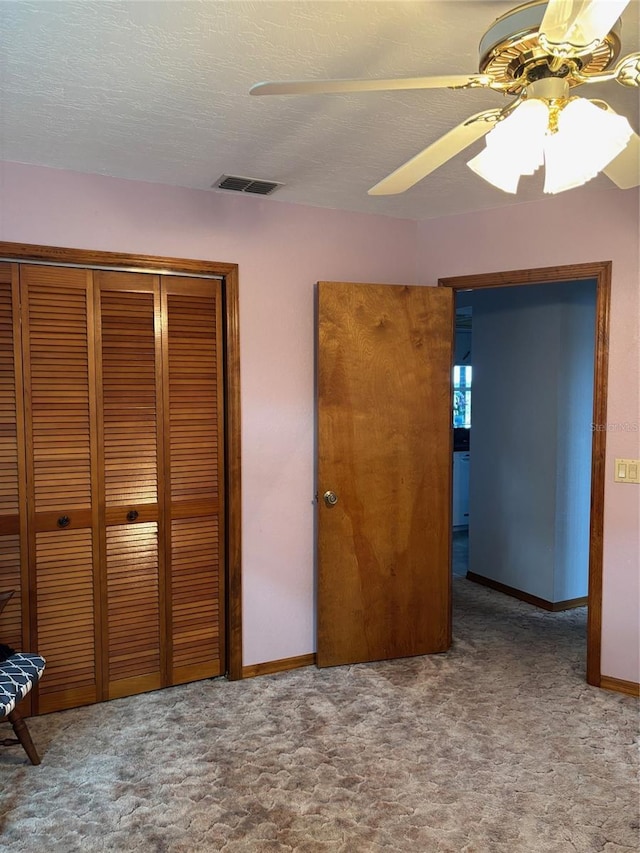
[213,175,282,195]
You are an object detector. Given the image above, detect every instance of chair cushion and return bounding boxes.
[0,653,46,718]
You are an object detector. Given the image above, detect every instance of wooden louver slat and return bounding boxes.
[0,536,22,650]
[99,287,159,506]
[167,293,219,502]
[21,265,99,712]
[35,528,97,712]
[0,268,20,517]
[0,264,24,651]
[105,523,161,688]
[97,274,163,698]
[24,273,93,513]
[164,279,224,683]
[171,516,220,668]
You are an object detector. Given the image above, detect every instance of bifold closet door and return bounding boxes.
[5,263,226,713]
[95,271,164,700]
[0,263,27,656]
[20,265,101,714]
[163,277,225,684]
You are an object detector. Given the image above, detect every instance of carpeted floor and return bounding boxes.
[1,577,638,853]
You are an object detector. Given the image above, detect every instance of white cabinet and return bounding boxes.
[453,451,470,528]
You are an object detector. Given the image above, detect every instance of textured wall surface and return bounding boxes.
[1,1,638,220]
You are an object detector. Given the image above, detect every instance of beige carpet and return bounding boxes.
[1,577,638,852]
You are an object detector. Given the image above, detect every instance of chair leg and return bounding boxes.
[7,708,41,765]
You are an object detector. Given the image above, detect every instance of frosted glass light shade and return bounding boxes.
[467,146,522,193]
[467,99,548,193]
[543,98,633,193]
[467,95,634,196]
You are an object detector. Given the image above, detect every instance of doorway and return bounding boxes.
[452,281,596,602]
[439,261,611,687]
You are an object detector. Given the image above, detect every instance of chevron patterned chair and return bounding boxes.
[0,591,46,765]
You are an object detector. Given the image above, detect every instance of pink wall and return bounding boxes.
[0,161,418,667]
[416,186,640,684]
[1,162,637,683]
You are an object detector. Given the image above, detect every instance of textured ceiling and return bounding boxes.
[1,0,639,220]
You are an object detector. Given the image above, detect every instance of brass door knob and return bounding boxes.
[323,490,338,507]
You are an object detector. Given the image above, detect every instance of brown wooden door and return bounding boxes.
[0,263,27,657]
[4,262,225,714]
[20,265,102,713]
[162,277,225,684]
[317,281,454,667]
[95,270,165,700]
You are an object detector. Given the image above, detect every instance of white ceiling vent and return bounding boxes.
[213,175,283,195]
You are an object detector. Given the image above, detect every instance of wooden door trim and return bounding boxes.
[0,241,243,681]
[221,265,242,680]
[439,261,611,687]
[0,242,236,278]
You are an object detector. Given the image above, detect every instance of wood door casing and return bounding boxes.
[438,261,613,689]
[317,282,454,667]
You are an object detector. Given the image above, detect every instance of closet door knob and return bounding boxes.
[126,510,139,522]
[57,515,71,528]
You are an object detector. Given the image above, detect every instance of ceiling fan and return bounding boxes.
[250,0,640,195]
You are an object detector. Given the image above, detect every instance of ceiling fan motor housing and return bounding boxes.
[478,0,622,93]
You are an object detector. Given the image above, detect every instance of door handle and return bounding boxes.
[323,490,338,507]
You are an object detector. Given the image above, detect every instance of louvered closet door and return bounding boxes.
[20,265,101,713]
[0,263,27,654]
[95,271,164,699]
[163,277,225,684]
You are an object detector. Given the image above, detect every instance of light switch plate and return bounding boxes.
[614,458,640,483]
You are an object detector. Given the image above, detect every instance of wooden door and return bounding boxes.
[162,277,225,684]
[4,262,226,714]
[317,281,454,667]
[0,263,27,656]
[20,265,101,713]
[95,270,164,699]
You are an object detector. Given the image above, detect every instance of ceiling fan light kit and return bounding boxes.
[467,98,549,193]
[544,97,634,192]
[251,0,640,197]
[467,77,634,195]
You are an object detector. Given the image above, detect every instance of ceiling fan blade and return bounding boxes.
[250,74,494,97]
[539,0,630,57]
[368,109,502,196]
[601,107,640,187]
